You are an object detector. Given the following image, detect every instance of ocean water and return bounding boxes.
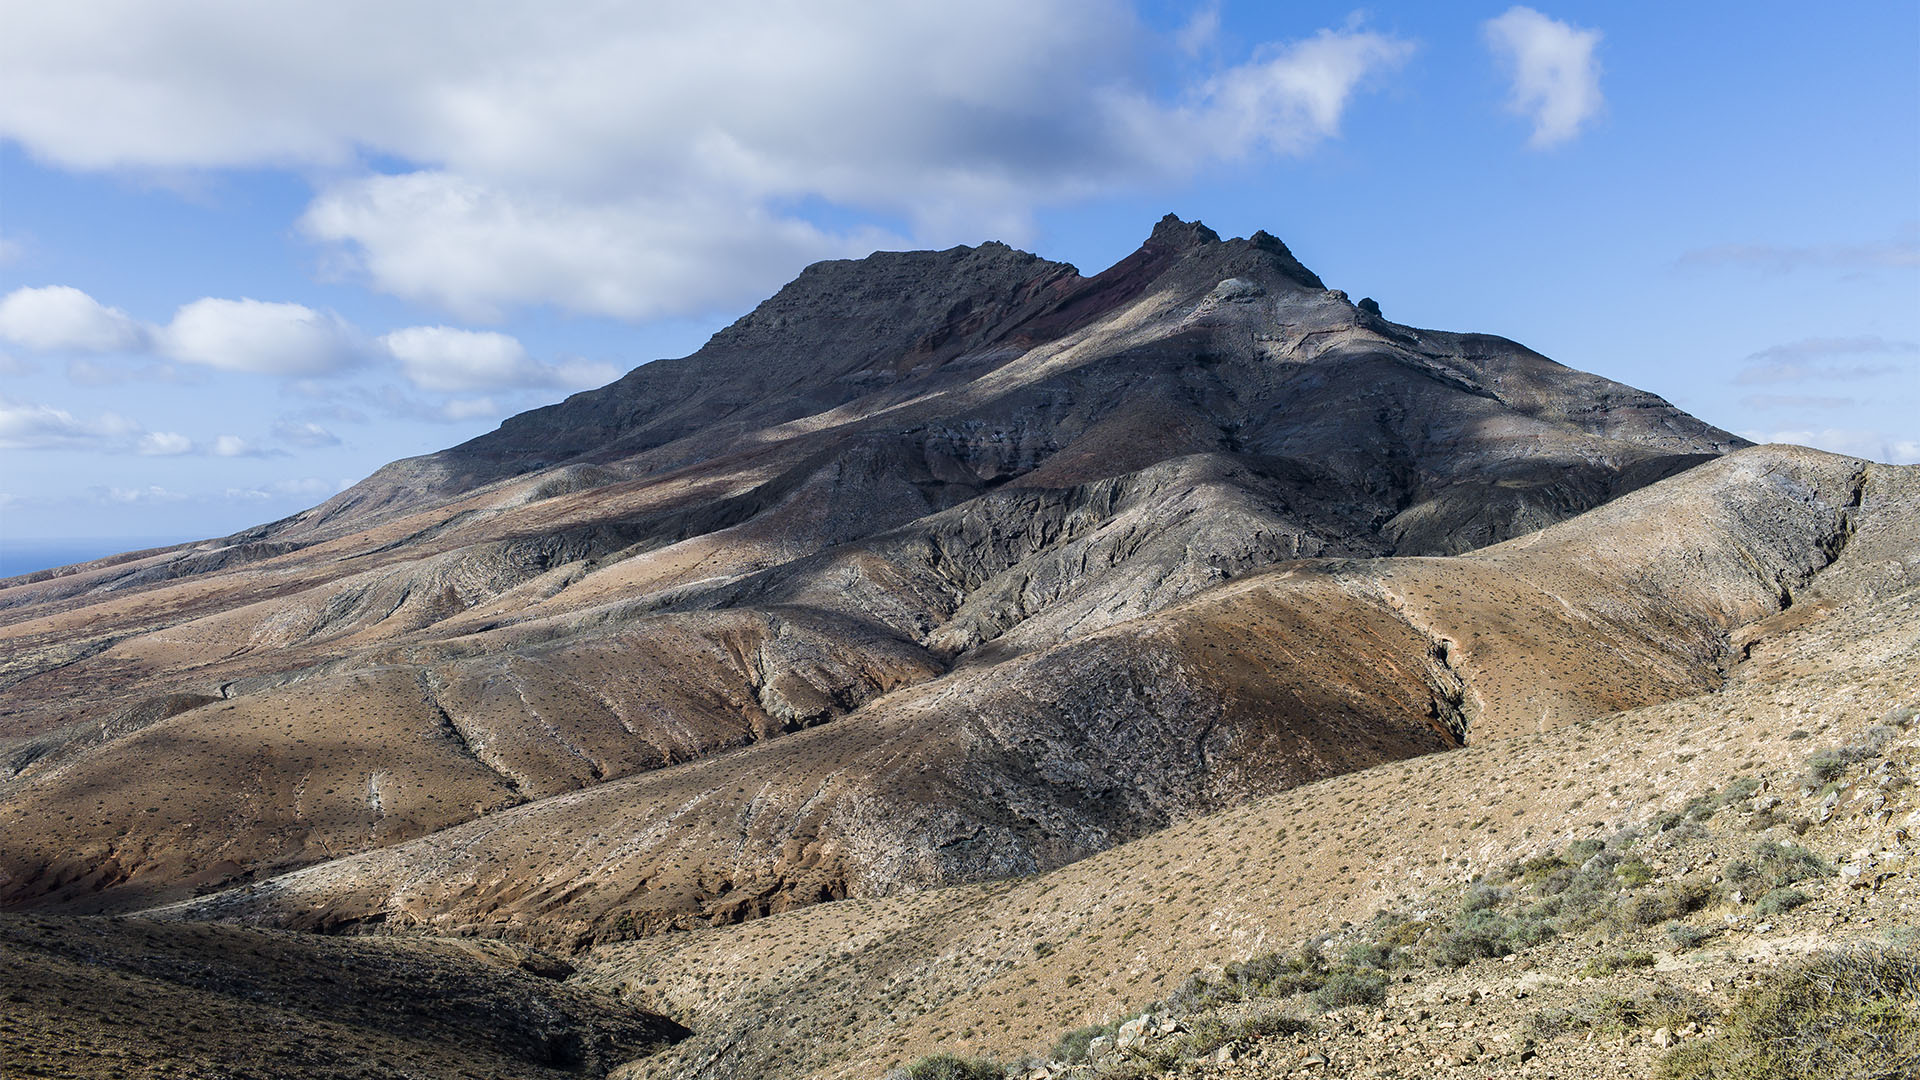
[0,537,192,579]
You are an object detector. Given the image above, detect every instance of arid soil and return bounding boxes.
[0,219,1910,1080]
[0,219,1742,925]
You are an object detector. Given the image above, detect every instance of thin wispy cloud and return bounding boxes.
[1176,2,1222,58]
[1738,393,1857,411]
[1734,335,1917,385]
[271,420,342,448]
[0,396,140,451]
[1679,231,1920,273]
[1740,427,1920,465]
[1484,6,1603,148]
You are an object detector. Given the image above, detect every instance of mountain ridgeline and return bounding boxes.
[3,215,1864,955]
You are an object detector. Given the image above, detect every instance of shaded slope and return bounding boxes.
[556,459,1918,1080]
[0,216,1744,920]
[0,913,685,1079]
[149,447,1876,944]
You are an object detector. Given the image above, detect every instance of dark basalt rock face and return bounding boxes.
[277,214,1738,546]
[0,216,1766,936]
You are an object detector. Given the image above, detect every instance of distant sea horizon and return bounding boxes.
[0,536,197,579]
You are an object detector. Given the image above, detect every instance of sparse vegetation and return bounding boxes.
[1581,951,1655,977]
[1656,946,1920,1080]
[1051,1022,1118,1064]
[897,1053,1003,1080]
[1665,922,1712,951]
[1531,984,1715,1038]
[1753,887,1810,915]
[1751,840,1832,888]
[1177,1007,1311,1059]
[1310,969,1388,1011]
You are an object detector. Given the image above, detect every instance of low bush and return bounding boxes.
[1655,945,1920,1080]
[1581,951,1656,978]
[900,1053,1002,1080]
[1428,908,1555,968]
[1177,1007,1311,1058]
[1754,841,1831,888]
[1753,888,1810,916]
[1805,751,1851,783]
[1310,969,1388,1012]
[1530,984,1715,1039]
[1164,944,1330,1014]
[1617,881,1717,928]
[1615,858,1656,888]
[1666,922,1713,951]
[1343,941,1395,970]
[1052,1023,1117,1064]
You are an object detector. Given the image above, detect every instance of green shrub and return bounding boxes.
[1619,881,1717,928]
[1581,951,1656,977]
[1429,909,1555,968]
[1615,858,1656,888]
[1567,838,1607,862]
[902,1053,1002,1080]
[1754,841,1831,888]
[1684,794,1720,821]
[1461,883,1507,912]
[1343,941,1395,970]
[1655,945,1920,1080]
[1806,751,1850,783]
[1531,984,1715,1039]
[1754,888,1810,915]
[1165,946,1330,1014]
[1377,918,1431,949]
[1311,969,1389,1011]
[1666,922,1713,951]
[1052,1023,1116,1064]
[1177,1008,1311,1058]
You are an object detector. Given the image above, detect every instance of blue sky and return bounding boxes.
[2,2,1915,561]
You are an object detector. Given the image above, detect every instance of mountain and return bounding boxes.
[0,217,1750,930]
[1,216,1913,1080]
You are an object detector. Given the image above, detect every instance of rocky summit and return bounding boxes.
[2,217,1913,1080]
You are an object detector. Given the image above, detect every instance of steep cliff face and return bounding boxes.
[0,216,1754,927]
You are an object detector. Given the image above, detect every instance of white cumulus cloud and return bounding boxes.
[160,298,362,375]
[137,431,194,455]
[1484,6,1603,148]
[1,2,1414,322]
[0,285,148,352]
[379,324,621,391]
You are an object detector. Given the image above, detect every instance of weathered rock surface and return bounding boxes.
[0,912,684,1078]
[145,447,1887,944]
[0,216,1751,926]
